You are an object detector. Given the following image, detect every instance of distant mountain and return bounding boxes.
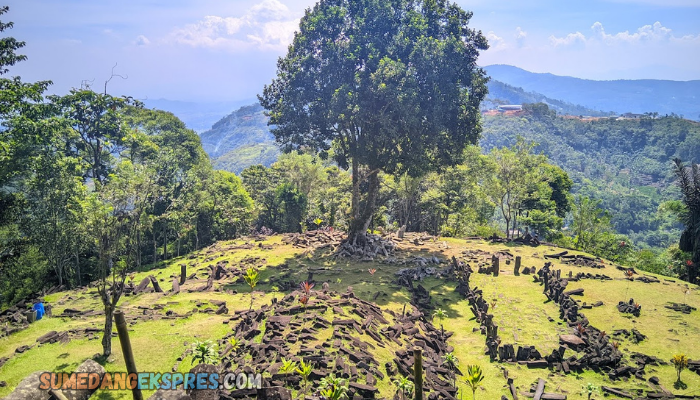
[484,80,611,117]
[199,103,280,173]
[143,98,257,132]
[484,65,700,120]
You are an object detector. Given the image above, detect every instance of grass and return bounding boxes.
[1,235,699,399]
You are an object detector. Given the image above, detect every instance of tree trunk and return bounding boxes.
[153,226,158,265]
[102,304,113,357]
[347,168,380,245]
[163,223,168,260]
[75,252,81,287]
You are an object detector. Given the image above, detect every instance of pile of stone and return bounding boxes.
[689,359,700,376]
[544,251,605,269]
[522,378,568,400]
[567,272,612,281]
[617,299,642,317]
[664,302,696,314]
[196,288,457,399]
[612,329,647,343]
[334,234,397,261]
[282,229,345,249]
[635,275,661,284]
[394,261,452,286]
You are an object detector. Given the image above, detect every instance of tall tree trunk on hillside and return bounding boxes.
[102,303,113,357]
[152,225,157,265]
[347,166,380,246]
[163,223,168,260]
[75,252,81,287]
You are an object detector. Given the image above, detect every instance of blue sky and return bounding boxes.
[5,0,700,102]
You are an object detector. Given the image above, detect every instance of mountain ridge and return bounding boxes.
[484,64,700,119]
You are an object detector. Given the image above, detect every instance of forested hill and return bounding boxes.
[199,100,698,250]
[198,103,279,174]
[481,108,700,248]
[485,64,700,120]
[483,80,611,117]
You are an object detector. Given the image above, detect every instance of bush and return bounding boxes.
[469,225,503,239]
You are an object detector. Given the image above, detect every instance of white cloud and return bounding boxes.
[135,35,150,46]
[549,21,698,48]
[486,31,507,51]
[549,32,586,47]
[166,0,299,52]
[514,27,527,47]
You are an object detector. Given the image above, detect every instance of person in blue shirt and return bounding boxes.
[32,299,45,321]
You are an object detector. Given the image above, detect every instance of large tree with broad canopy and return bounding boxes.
[259,0,489,244]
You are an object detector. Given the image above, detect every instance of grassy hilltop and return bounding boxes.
[0,234,698,399]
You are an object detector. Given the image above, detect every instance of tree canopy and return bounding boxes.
[260,0,489,242]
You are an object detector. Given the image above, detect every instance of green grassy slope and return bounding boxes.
[1,235,698,399]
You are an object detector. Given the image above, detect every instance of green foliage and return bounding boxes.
[296,359,314,394]
[260,0,488,239]
[318,374,349,400]
[464,364,485,400]
[672,159,700,284]
[582,382,600,400]
[243,267,259,290]
[279,357,298,374]
[671,354,689,383]
[191,340,219,365]
[393,376,414,400]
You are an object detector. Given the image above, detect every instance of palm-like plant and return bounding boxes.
[441,352,459,386]
[191,340,219,365]
[296,359,314,397]
[671,353,689,383]
[393,376,414,400]
[672,158,700,285]
[464,364,485,400]
[279,357,298,374]
[433,308,448,339]
[318,374,348,400]
[243,267,260,310]
[229,337,243,355]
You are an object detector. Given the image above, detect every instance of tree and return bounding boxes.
[671,353,689,384]
[260,0,488,244]
[49,90,140,185]
[571,195,611,251]
[487,138,548,238]
[672,158,699,284]
[86,161,156,356]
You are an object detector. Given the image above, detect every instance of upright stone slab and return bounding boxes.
[180,265,187,285]
[514,256,521,276]
[492,255,500,277]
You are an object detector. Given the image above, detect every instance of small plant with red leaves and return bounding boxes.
[300,281,314,296]
[574,323,586,337]
[368,268,377,276]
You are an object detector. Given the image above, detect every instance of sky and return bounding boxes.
[5,0,700,102]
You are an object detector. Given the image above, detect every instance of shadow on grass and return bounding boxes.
[674,380,688,390]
